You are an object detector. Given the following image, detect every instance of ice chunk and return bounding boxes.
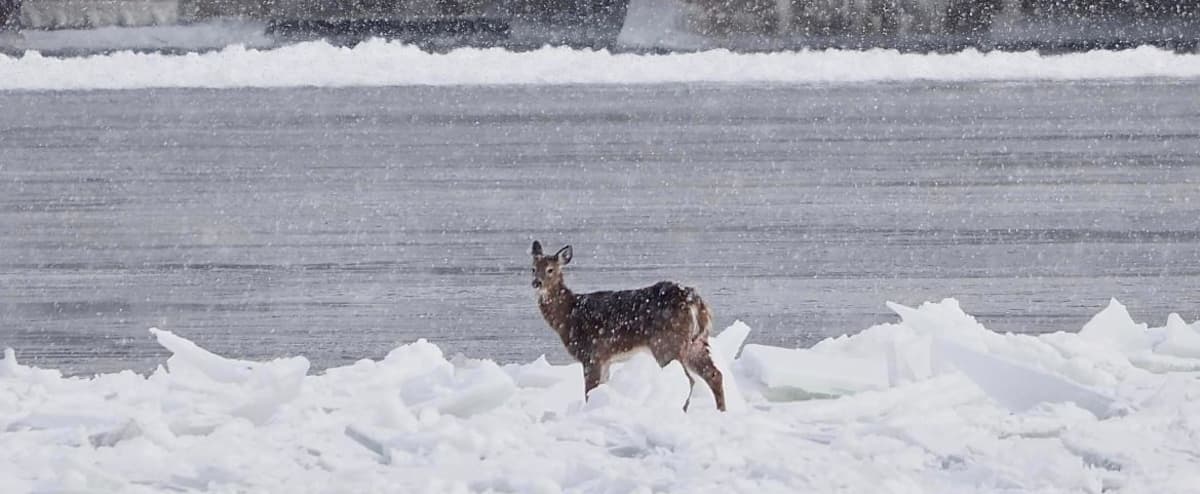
[150,328,255,383]
[0,472,31,494]
[54,457,128,491]
[737,344,887,401]
[504,355,577,389]
[150,327,309,424]
[380,339,454,379]
[6,412,127,433]
[1,348,18,378]
[0,348,61,382]
[503,357,583,418]
[886,335,933,386]
[1077,299,1150,352]
[886,299,992,351]
[1126,352,1200,373]
[586,351,691,411]
[418,359,516,418]
[344,425,392,464]
[88,420,143,448]
[712,321,751,364]
[1153,313,1200,359]
[369,393,419,433]
[228,355,309,424]
[934,337,1120,418]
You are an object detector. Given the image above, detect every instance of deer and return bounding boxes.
[530,241,726,412]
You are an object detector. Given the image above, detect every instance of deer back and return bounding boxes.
[563,281,700,363]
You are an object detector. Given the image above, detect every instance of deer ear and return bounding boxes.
[556,245,573,265]
[531,241,543,257]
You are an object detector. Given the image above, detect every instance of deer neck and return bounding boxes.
[538,283,576,340]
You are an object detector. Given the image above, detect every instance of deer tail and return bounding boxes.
[686,289,713,343]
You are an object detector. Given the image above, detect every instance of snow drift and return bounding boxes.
[3,298,1200,492]
[3,42,1200,90]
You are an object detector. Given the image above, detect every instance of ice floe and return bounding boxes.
[3,298,1200,492]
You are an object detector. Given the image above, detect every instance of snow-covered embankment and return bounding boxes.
[2,298,1200,492]
[4,43,1200,90]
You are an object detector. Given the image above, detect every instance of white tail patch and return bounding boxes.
[689,305,701,341]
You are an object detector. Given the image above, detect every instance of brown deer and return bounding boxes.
[530,241,725,411]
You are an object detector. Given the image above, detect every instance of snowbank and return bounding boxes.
[3,298,1200,492]
[3,42,1200,90]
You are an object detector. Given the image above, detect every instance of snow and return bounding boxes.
[3,42,1200,90]
[4,298,1200,492]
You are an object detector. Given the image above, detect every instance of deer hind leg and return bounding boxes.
[684,343,726,412]
[681,365,697,412]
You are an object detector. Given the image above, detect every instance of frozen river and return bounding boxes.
[2,81,1198,374]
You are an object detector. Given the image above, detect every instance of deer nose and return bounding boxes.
[531,279,542,288]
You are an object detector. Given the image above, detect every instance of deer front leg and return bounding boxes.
[582,361,607,400]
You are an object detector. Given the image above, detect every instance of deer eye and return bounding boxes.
[547,268,555,274]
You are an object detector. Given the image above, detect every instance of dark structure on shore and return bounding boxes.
[1,0,21,30]
[7,0,1200,51]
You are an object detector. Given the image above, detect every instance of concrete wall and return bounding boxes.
[15,0,1200,32]
[20,0,179,28]
[18,0,495,28]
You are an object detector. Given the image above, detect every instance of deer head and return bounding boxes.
[530,241,572,291]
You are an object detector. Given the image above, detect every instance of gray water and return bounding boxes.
[2,82,1198,375]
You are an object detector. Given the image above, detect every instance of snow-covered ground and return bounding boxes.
[3,42,1200,90]
[3,298,1199,492]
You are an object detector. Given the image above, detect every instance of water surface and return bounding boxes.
[1,82,1197,374]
